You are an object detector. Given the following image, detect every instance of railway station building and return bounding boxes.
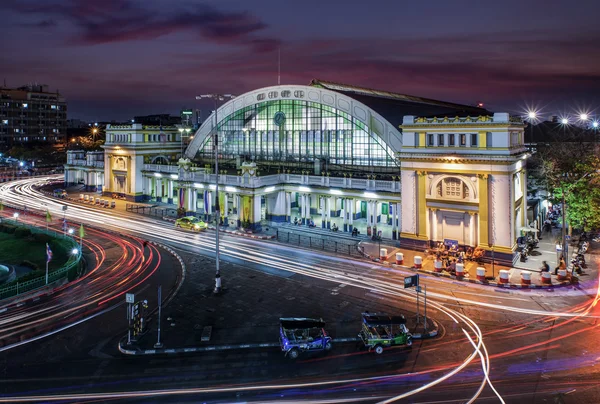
[64,79,528,263]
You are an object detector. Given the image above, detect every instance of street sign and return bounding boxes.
[404,274,419,289]
[565,235,571,240]
[126,293,135,304]
[62,205,68,211]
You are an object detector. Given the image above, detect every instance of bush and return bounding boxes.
[20,260,40,271]
[33,233,52,243]
[14,227,32,238]
[1,224,16,234]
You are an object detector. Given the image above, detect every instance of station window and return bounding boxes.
[470,133,478,147]
[460,134,466,146]
[427,134,434,146]
[438,134,445,146]
[448,134,455,146]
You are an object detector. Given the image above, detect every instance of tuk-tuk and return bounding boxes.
[279,317,332,359]
[358,312,412,354]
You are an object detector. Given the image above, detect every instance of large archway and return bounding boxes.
[184,85,402,169]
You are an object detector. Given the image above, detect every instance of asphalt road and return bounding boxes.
[0,176,598,404]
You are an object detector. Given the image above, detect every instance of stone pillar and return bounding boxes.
[285,192,292,223]
[223,193,229,225]
[348,199,354,232]
[236,194,242,227]
[321,196,326,228]
[252,194,262,232]
[185,187,194,214]
[192,189,198,212]
[470,213,476,246]
[326,196,332,229]
[167,180,174,204]
[392,202,397,240]
[156,178,163,202]
[342,198,348,232]
[432,208,438,243]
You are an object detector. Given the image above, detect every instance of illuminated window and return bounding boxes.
[448,134,455,146]
[438,134,444,146]
[460,134,466,146]
[1,120,7,125]
[51,105,57,109]
[22,103,28,108]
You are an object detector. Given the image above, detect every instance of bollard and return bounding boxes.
[380,248,388,261]
[95,198,100,205]
[396,252,404,265]
[79,194,84,201]
[499,269,510,284]
[541,271,552,284]
[521,270,532,285]
[557,269,567,281]
[84,195,90,202]
[414,256,422,269]
[455,263,464,278]
[434,260,443,273]
[476,267,486,282]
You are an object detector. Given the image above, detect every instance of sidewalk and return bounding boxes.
[120,250,438,356]
[358,239,597,289]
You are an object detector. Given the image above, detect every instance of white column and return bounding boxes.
[432,209,438,242]
[185,188,194,212]
[470,213,475,246]
[253,194,262,230]
[320,196,326,228]
[326,196,332,229]
[156,179,162,199]
[192,190,198,212]
[286,192,292,222]
[342,198,347,231]
[349,199,354,229]
[167,180,173,203]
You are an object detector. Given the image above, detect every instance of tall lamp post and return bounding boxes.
[195,93,235,294]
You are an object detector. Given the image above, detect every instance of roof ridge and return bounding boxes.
[309,78,485,112]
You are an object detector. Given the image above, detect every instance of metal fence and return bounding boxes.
[126,204,179,219]
[275,228,361,257]
[0,219,82,300]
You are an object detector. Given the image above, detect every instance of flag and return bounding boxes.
[46,243,53,263]
[45,210,52,223]
[203,190,209,213]
[79,224,85,239]
[179,188,185,209]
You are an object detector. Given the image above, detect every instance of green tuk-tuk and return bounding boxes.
[358,312,412,354]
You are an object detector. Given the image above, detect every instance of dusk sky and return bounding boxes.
[1,0,599,121]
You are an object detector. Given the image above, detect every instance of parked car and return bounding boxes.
[358,312,412,354]
[174,216,207,232]
[279,317,332,359]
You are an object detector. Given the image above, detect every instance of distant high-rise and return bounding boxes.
[0,83,67,145]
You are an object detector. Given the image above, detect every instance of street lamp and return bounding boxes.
[68,228,74,235]
[71,248,79,255]
[195,93,235,294]
[13,212,18,223]
[561,118,569,125]
[579,113,589,121]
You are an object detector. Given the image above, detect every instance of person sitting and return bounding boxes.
[554,257,567,275]
[449,244,458,256]
[293,217,299,226]
[466,247,474,261]
[308,219,315,227]
[447,259,457,275]
[540,261,550,273]
[352,227,358,237]
[331,223,338,232]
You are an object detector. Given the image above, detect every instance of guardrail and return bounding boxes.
[126,204,179,219]
[275,228,361,257]
[0,213,82,301]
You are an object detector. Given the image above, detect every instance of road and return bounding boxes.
[0,176,598,403]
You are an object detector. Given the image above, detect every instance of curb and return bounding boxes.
[357,244,572,290]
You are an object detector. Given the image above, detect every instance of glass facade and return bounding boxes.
[195,100,397,167]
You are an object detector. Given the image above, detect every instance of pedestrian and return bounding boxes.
[540,261,549,273]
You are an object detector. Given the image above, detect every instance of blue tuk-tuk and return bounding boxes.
[279,318,332,359]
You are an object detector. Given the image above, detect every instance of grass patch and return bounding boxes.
[0,231,73,271]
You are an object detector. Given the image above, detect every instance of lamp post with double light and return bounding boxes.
[179,127,191,158]
[195,93,235,294]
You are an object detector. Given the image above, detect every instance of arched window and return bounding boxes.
[436,177,470,200]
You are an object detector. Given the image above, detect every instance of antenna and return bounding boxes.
[278,46,281,85]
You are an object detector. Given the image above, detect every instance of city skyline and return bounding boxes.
[1,0,599,121]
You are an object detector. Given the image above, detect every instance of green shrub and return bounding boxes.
[33,233,52,243]
[20,260,40,271]
[14,227,32,238]
[1,225,16,234]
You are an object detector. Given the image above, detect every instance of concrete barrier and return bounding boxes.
[380,248,388,260]
[434,260,443,273]
[84,195,90,202]
[414,256,422,269]
[396,252,404,265]
[541,271,552,284]
[455,263,464,278]
[476,267,486,281]
[521,270,532,285]
[79,194,84,201]
[499,269,509,284]
[557,269,567,281]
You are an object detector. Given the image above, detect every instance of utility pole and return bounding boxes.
[195,94,235,294]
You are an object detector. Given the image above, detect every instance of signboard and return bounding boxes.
[404,275,419,289]
[62,205,68,211]
[126,293,135,304]
[181,110,193,115]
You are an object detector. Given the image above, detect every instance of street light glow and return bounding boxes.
[527,111,537,119]
[593,121,599,128]
[68,228,74,234]
[72,248,79,255]
[13,213,18,218]
[580,113,589,121]
[561,118,569,125]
